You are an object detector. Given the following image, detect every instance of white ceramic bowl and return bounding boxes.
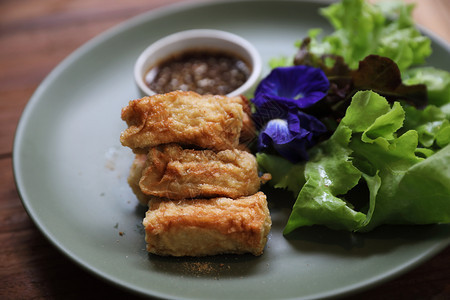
[134,29,262,97]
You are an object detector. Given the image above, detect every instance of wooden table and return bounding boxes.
[1,0,449,299]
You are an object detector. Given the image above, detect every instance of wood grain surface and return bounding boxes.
[1,0,449,299]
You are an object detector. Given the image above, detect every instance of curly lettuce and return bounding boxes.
[260,91,450,233]
[307,0,431,71]
[401,67,450,152]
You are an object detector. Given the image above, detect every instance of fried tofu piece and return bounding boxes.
[127,145,267,204]
[127,154,151,205]
[142,192,271,256]
[120,91,246,153]
[139,144,261,200]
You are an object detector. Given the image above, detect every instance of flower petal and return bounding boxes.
[273,138,310,162]
[252,98,291,129]
[259,119,295,146]
[297,111,328,134]
[257,111,326,162]
[253,65,329,109]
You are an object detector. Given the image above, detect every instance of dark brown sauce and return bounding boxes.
[144,49,251,95]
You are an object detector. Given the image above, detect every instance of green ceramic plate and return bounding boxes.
[13,1,450,299]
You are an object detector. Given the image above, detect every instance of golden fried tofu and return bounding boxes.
[139,144,261,200]
[142,192,271,256]
[127,154,151,205]
[120,91,246,152]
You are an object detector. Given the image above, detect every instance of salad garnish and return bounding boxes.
[305,0,431,71]
[251,0,450,233]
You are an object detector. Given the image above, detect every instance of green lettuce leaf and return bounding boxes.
[283,91,450,233]
[403,67,450,107]
[283,125,365,233]
[402,100,450,151]
[256,153,306,195]
[367,143,450,230]
[308,0,431,71]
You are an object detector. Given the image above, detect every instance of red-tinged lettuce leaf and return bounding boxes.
[299,51,428,134]
[354,55,427,109]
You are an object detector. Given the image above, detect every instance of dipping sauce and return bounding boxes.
[144,49,251,95]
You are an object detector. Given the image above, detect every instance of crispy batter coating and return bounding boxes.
[142,192,271,256]
[120,91,248,152]
[139,144,261,200]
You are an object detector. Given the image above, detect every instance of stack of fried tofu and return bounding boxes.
[120,91,272,257]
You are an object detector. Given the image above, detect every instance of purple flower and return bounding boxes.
[252,65,329,109]
[251,65,329,162]
[255,104,326,162]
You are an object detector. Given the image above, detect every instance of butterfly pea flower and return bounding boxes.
[251,65,329,162]
[252,65,329,109]
[254,102,327,162]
